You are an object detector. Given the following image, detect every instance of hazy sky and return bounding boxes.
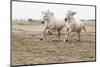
[12,1,95,20]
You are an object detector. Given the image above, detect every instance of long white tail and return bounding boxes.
[83,25,86,32]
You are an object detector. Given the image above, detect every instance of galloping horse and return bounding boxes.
[40,10,66,41]
[64,10,86,42]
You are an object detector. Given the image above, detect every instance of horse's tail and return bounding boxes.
[83,25,86,32]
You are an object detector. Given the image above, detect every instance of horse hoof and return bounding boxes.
[52,40,56,42]
[63,39,68,42]
[40,38,43,40]
[52,39,58,42]
[77,39,80,42]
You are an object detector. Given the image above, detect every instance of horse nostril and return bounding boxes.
[41,21,44,24]
[65,18,67,21]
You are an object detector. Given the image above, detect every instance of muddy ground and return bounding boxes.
[12,20,96,66]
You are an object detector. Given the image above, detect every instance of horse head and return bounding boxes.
[65,10,77,22]
[41,10,54,24]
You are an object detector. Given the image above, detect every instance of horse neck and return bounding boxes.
[48,15,55,23]
[68,16,75,23]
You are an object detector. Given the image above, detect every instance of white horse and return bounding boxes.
[64,10,86,42]
[40,10,66,41]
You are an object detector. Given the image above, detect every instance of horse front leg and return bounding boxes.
[63,28,71,42]
[63,27,68,42]
[77,32,80,41]
[40,27,47,40]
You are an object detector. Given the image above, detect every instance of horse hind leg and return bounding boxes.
[47,29,53,35]
[52,29,61,41]
[77,32,80,41]
[57,29,61,40]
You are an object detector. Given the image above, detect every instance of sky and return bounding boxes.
[12,1,95,20]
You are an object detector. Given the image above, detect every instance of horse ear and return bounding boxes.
[72,12,77,15]
[51,11,54,15]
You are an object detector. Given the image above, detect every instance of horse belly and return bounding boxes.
[71,24,82,32]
